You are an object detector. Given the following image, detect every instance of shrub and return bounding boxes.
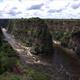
[27,69,49,80]
[0,41,18,74]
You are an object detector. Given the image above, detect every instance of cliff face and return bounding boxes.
[7,18,54,55]
[29,18,54,55]
[7,19,80,32]
[0,27,4,42]
[0,19,8,40]
[68,31,80,56]
[0,27,3,46]
[6,18,80,56]
[46,19,80,31]
[46,19,80,49]
[7,19,80,37]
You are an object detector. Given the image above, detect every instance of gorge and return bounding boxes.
[0,18,80,80]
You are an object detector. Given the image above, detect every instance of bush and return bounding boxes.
[11,76,21,80]
[27,69,49,80]
[0,41,18,74]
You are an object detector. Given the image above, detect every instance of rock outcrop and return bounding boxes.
[30,18,54,55]
[7,18,54,55]
[6,18,80,56]
[0,27,3,43]
[68,31,80,56]
[46,19,80,31]
[0,27,2,46]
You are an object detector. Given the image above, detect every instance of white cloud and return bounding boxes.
[71,0,80,9]
[0,0,80,19]
[48,0,69,10]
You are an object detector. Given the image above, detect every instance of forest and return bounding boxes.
[0,18,80,80]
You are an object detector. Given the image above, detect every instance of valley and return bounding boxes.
[0,18,80,80]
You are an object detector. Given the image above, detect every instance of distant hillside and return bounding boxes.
[45,19,80,31]
[0,18,79,32]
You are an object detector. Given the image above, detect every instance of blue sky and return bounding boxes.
[0,0,80,19]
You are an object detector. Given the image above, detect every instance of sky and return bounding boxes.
[0,0,80,19]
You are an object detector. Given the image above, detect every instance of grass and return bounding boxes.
[0,67,49,80]
[25,68,49,80]
[0,72,22,80]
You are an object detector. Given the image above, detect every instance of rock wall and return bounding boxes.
[7,18,54,55]
[7,19,80,32]
[68,31,80,56]
[46,19,80,31]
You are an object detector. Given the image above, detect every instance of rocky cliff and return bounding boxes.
[46,19,80,31]
[68,31,80,56]
[6,18,80,56]
[7,18,54,55]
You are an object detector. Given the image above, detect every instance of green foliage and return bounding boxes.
[26,69,49,80]
[0,68,49,80]
[28,71,49,80]
[51,30,64,40]
[0,72,22,80]
[51,30,73,47]
[0,41,18,74]
[11,76,21,80]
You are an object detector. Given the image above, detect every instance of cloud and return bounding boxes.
[7,11,21,16]
[18,0,21,1]
[48,3,70,13]
[0,0,80,19]
[71,2,80,9]
[0,0,3,2]
[48,9,63,13]
[11,7,17,10]
[27,3,44,10]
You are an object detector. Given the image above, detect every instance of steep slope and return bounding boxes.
[7,18,54,55]
[6,18,80,56]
